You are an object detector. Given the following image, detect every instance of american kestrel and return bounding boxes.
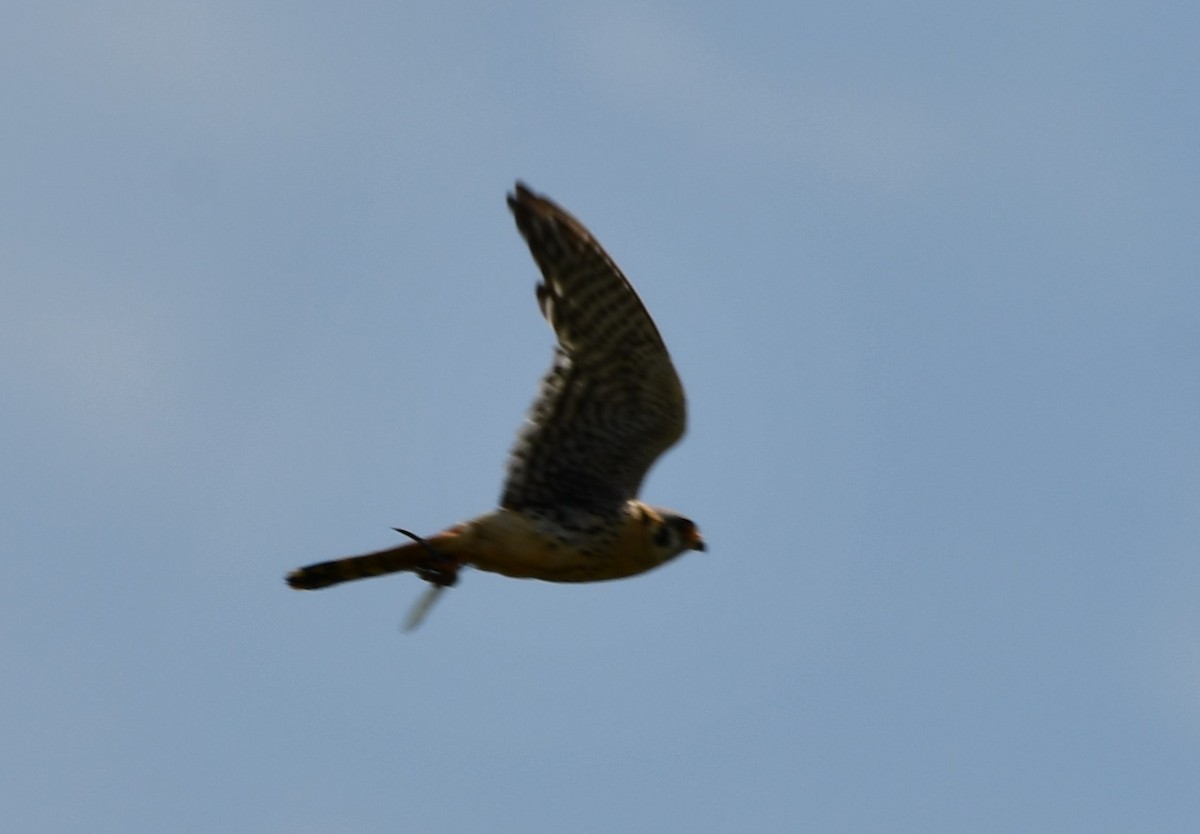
[286,183,704,628]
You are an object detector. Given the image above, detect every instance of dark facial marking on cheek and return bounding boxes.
[653,525,672,547]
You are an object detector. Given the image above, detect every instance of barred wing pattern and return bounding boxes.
[502,183,687,517]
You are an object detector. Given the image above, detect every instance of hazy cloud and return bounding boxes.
[554,3,956,190]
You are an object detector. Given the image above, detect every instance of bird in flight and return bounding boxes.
[286,182,705,628]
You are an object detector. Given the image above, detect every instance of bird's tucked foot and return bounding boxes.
[393,528,460,587]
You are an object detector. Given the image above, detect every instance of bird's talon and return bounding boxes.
[415,559,459,587]
[394,527,460,587]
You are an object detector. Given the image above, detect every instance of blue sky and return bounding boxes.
[3,1,1199,831]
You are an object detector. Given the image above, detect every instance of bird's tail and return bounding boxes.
[286,530,459,591]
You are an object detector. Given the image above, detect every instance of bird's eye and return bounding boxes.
[652,524,674,548]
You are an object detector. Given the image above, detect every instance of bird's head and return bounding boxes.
[632,502,706,564]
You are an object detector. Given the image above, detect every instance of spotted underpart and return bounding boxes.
[502,183,687,524]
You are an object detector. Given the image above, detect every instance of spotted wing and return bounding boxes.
[501,183,687,516]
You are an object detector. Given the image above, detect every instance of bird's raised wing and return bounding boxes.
[501,183,687,517]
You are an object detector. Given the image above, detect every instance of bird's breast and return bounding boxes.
[456,509,654,583]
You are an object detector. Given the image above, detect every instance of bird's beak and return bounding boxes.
[689,530,707,552]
